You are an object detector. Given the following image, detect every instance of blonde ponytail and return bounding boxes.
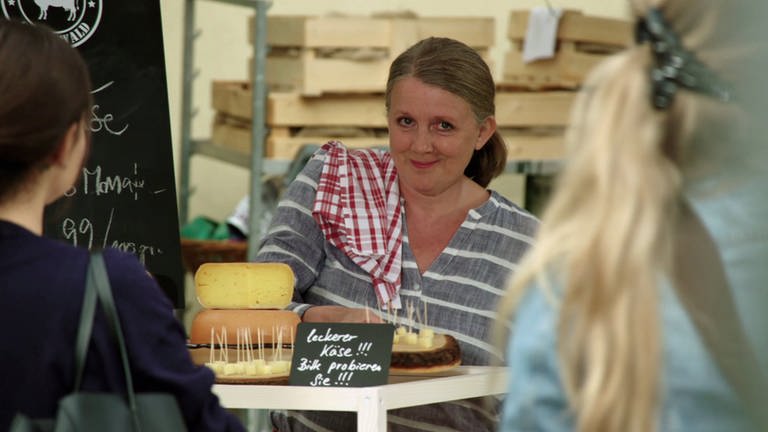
[499,44,687,432]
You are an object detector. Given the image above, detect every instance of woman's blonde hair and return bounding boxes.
[497,0,763,431]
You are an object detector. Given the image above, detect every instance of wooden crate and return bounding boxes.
[212,81,388,159]
[212,81,387,128]
[495,91,574,127]
[500,10,631,90]
[212,117,387,160]
[501,128,565,160]
[250,15,495,95]
[495,90,574,160]
[261,15,495,50]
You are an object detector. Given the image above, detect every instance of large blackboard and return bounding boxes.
[2,0,184,307]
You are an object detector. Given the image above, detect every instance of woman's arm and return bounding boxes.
[255,146,390,323]
[302,305,383,323]
[253,152,329,315]
[103,250,245,432]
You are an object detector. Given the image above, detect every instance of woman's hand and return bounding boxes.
[303,305,383,324]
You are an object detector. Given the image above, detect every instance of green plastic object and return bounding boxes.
[180,216,230,240]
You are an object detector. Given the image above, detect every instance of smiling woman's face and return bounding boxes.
[387,76,493,198]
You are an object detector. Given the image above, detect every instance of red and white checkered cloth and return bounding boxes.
[312,141,403,308]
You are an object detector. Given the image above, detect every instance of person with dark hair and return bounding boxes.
[0,20,244,432]
[254,37,538,431]
[497,0,768,431]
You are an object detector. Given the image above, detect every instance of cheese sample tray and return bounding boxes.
[188,344,293,385]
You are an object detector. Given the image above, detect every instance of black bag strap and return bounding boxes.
[73,255,99,391]
[73,251,142,431]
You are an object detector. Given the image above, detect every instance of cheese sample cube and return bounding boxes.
[195,262,294,309]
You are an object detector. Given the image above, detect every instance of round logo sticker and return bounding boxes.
[2,0,102,47]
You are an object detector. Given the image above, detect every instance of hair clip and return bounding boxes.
[635,8,734,110]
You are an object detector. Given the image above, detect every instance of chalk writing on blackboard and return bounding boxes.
[90,81,130,136]
[4,0,185,307]
[60,208,163,264]
[290,323,394,387]
[81,165,146,200]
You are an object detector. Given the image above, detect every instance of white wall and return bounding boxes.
[159,0,631,223]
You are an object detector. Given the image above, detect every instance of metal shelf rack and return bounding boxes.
[178,0,280,260]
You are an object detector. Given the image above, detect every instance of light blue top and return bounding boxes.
[500,168,768,431]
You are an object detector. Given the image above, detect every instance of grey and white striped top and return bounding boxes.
[255,147,539,432]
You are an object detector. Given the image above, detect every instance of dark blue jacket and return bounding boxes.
[0,220,244,432]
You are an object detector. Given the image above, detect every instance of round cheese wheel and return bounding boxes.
[194,262,294,309]
[390,334,462,374]
[189,309,300,345]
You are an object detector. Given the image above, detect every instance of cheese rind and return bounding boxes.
[195,262,294,309]
[189,309,300,344]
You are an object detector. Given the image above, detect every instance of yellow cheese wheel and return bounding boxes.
[189,309,300,345]
[194,262,294,309]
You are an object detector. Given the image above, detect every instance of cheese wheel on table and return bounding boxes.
[189,309,300,345]
[390,333,462,374]
[195,262,293,309]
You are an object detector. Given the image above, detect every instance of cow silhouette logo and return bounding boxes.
[36,0,76,21]
[1,0,102,47]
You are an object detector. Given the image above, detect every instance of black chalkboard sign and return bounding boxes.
[2,1,184,307]
[290,323,395,387]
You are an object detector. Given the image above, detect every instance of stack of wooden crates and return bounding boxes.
[211,14,494,161]
[497,10,631,160]
[210,11,631,164]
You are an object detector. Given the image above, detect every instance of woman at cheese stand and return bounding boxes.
[0,20,244,432]
[254,37,539,431]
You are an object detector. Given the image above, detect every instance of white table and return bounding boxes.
[214,365,508,431]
